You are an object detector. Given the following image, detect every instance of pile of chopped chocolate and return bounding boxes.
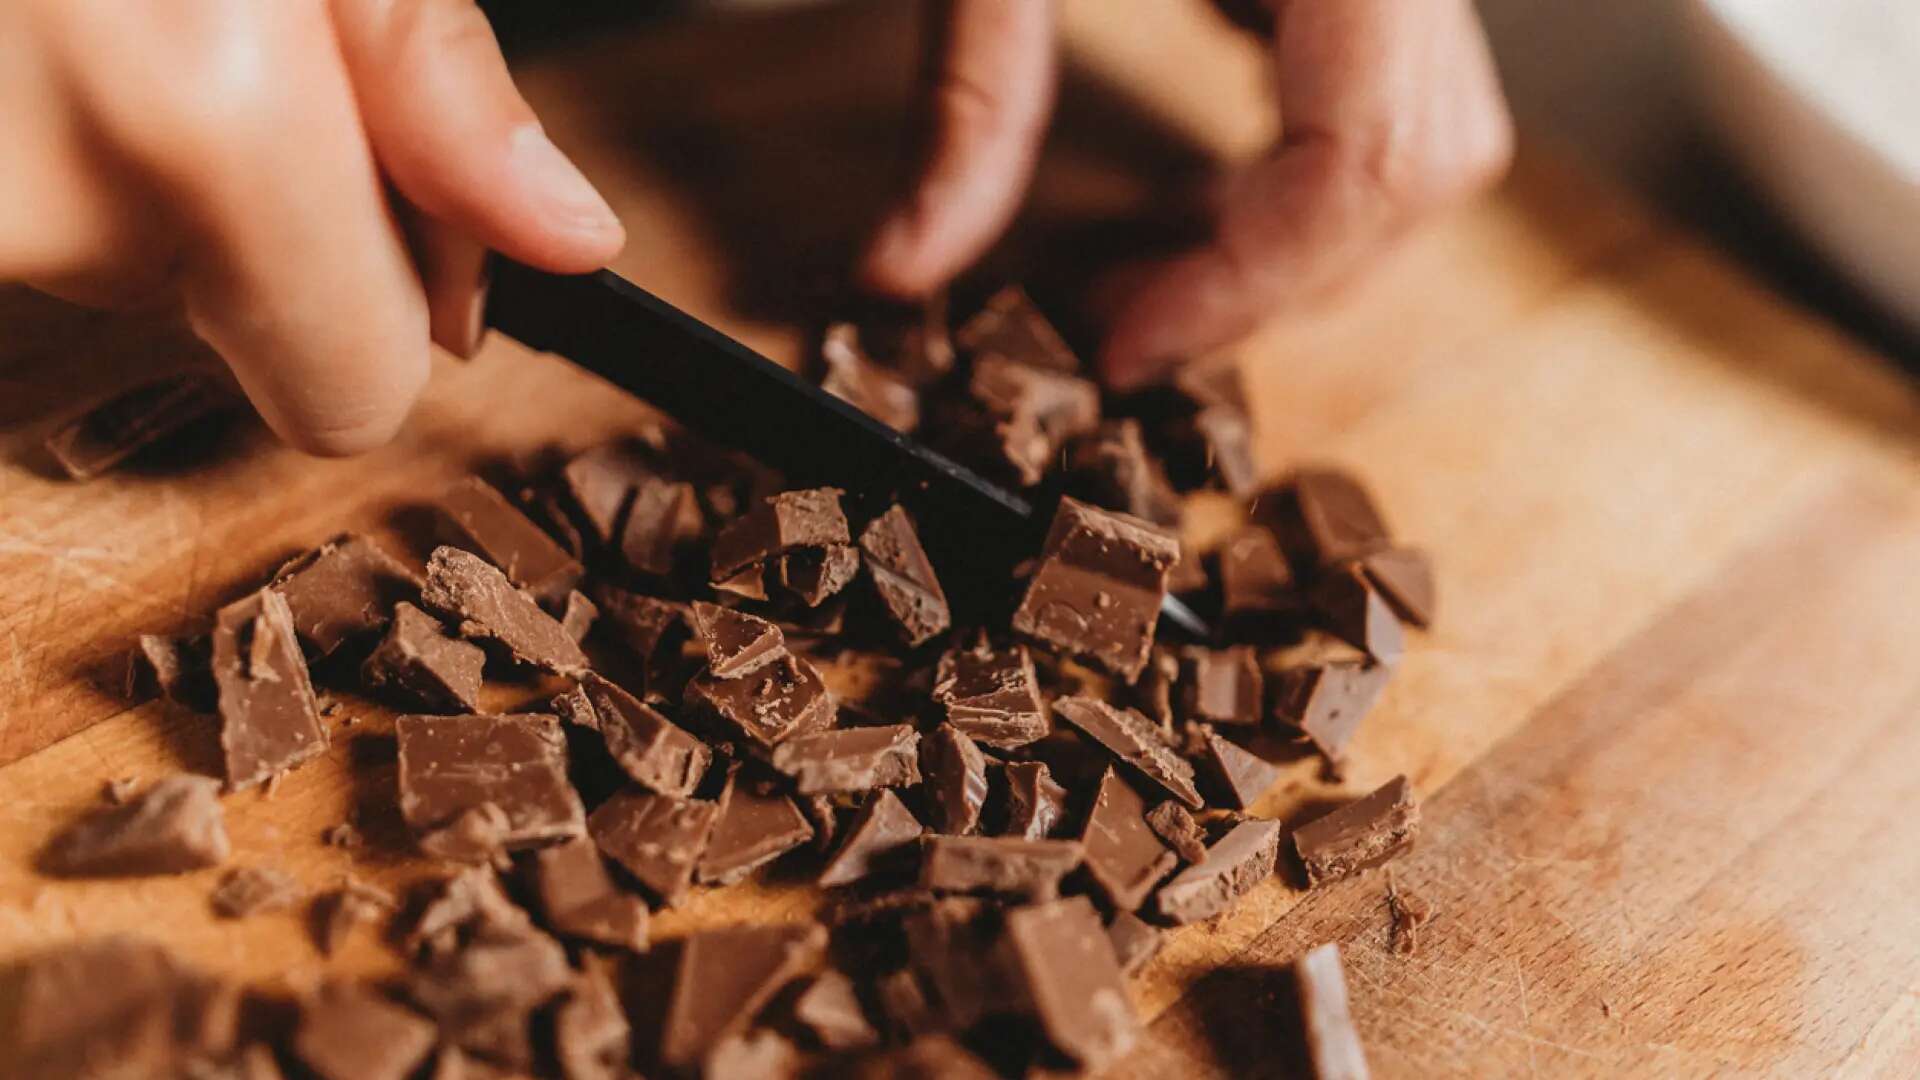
[23,288,1434,1078]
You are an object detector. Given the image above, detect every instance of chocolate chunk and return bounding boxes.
[361,602,486,713]
[421,547,589,674]
[560,440,659,546]
[129,633,215,712]
[554,959,631,1080]
[704,1029,800,1079]
[0,938,242,1077]
[313,875,397,956]
[395,714,586,853]
[710,488,850,583]
[1293,775,1418,887]
[1314,564,1405,664]
[41,775,229,876]
[771,724,921,794]
[1066,419,1185,528]
[1137,646,1180,730]
[212,588,326,791]
[922,724,990,836]
[660,923,828,1068]
[525,487,588,561]
[793,970,880,1051]
[999,896,1138,1071]
[574,673,712,797]
[1270,659,1391,769]
[967,356,1102,485]
[799,794,841,853]
[875,968,943,1039]
[407,932,571,1067]
[619,471,705,579]
[1199,731,1282,810]
[588,788,718,906]
[1167,545,1210,595]
[1387,877,1435,957]
[1105,910,1164,976]
[405,867,537,959]
[775,543,860,607]
[1219,525,1300,617]
[1155,819,1282,924]
[528,838,650,951]
[209,865,301,918]
[559,589,598,642]
[901,898,1003,1029]
[1053,697,1203,808]
[919,836,1082,900]
[1144,801,1209,864]
[685,653,836,749]
[932,640,1048,748]
[592,588,691,702]
[1264,469,1392,569]
[859,505,951,646]
[845,293,957,385]
[955,285,1080,373]
[818,788,924,887]
[691,601,787,678]
[852,1035,998,1080]
[1358,547,1435,628]
[437,477,584,606]
[1174,404,1259,497]
[1080,767,1177,911]
[1179,645,1263,725]
[1012,498,1179,681]
[269,533,420,656]
[697,768,815,885]
[714,562,771,601]
[823,323,921,432]
[999,760,1068,840]
[293,985,438,1080]
[1294,943,1373,1080]
[43,372,239,481]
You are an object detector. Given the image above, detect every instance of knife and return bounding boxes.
[484,259,1209,639]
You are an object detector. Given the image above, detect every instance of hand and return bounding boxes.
[0,0,625,454]
[858,0,1515,388]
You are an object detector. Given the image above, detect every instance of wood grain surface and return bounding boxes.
[2,3,1918,1076]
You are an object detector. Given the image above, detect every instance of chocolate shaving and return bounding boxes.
[1155,818,1282,924]
[1293,775,1418,887]
[41,775,229,877]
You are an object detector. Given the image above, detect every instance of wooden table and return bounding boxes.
[3,3,1917,1076]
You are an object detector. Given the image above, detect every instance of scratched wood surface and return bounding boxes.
[2,3,1919,1076]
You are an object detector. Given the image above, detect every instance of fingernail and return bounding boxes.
[459,272,490,359]
[510,123,622,239]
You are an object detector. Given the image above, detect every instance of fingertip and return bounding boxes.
[856,212,941,300]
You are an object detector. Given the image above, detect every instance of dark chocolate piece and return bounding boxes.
[212,587,326,790]
[41,775,229,876]
[528,838,650,951]
[919,836,1082,900]
[592,587,691,702]
[420,547,589,674]
[710,488,850,583]
[999,760,1068,840]
[269,533,420,656]
[1294,943,1373,1080]
[395,714,586,853]
[293,985,437,1080]
[1066,419,1185,527]
[1053,696,1203,808]
[1314,563,1405,664]
[1105,909,1164,976]
[1156,819,1282,924]
[129,633,215,712]
[1270,659,1391,769]
[588,788,718,906]
[313,875,396,956]
[1179,645,1264,725]
[955,285,1080,373]
[554,959,631,1080]
[697,768,815,885]
[361,602,485,713]
[1199,731,1282,810]
[437,476,584,605]
[770,724,922,794]
[575,673,712,797]
[1265,468,1392,568]
[1080,767,1177,911]
[859,504,951,646]
[618,470,705,578]
[685,654,836,749]
[1219,525,1300,617]
[691,601,787,678]
[209,865,301,918]
[659,923,828,1068]
[559,589,598,642]
[1359,547,1435,628]
[1293,775,1418,887]
[999,896,1139,1071]
[823,322,921,432]
[1012,497,1179,681]
[921,724,989,835]
[43,372,238,481]
[793,970,880,1051]
[818,788,923,887]
[1144,801,1209,864]
[931,641,1048,749]
[776,543,860,607]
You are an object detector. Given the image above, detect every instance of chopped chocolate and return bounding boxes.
[931,640,1049,748]
[1137,646,1180,729]
[900,898,1002,1028]
[407,931,571,1066]
[1264,468,1392,568]
[771,724,922,794]
[859,504,951,646]
[212,587,326,791]
[1179,645,1264,725]
[955,285,1081,373]
[592,588,691,702]
[559,589,598,642]
[574,673,712,796]
[920,724,989,835]
[619,470,705,578]
[1080,767,1177,911]
[1387,875,1435,957]
[852,1035,999,1080]
[526,487,588,560]
[1144,801,1209,864]
[714,562,771,601]
[1105,909,1164,976]
[1219,525,1300,617]
[1066,419,1185,528]
[793,970,881,1050]
[1175,404,1259,497]
[1314,564,1405,664]
[691,601,787,678]
[395,714,586,853]
[41,775,229,876]
[420,546,589,675]
[823,323,922,432]
[875,968,943,1038]
[293,985,438,1080]
[269,533,419,657]
[528,838,650,951]
[554,959,631,1080]
[1293,943,1373,1080]
[1270,659,1391,769]
[1199,731,1282,810]
[967,356,1102,484]
[1167,544,1210,595]
[845,293,956,385]
[129,633,215,712]
[360,601,485,713]
[588,788,718,906]
[437,476,584,606]
[710,488,850,583]
[998,760,1068,840]
[1155,818,1282,924]
[685,653,836,749]
[1012,498,1179,681]
[1053,697,1203,808]
[776,542,860,607]
[0,937,241,1077]
[406,867,537,958]
[697,768,815,885]
[659,923,828,1068]
[1293,775,1418,887]
[209,865,301,918]
[313,875,397,956]
[1358,547,1436,628]
[800,793,841,853]
[818,788,924,887]
[919,836,1082,900]
[322,821,363,849]
[704,1029,800,1080]
[999,896,1138,1071]
[44,372,239,481]
[560,440,657,545]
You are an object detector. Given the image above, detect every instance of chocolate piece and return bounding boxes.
[818,788,924,887]
[776,542,860,607]
[129,633,215,712]
[0,938,241,1077]
[771,724,921,794]
[705,1029,800,1080]
[1137,646,1180,729]
[406,867,537,958]
[970,355,1101,445]
[875,968,942,1038]
[42,372,237,481]
[1174,404,1259,497]
[852,1035,998,1080]
[592,588,691,702]
[685,653,836,749]
[575,673,712,796]
[619,470,705,578]
[1219,526,1300,617]
[1167,544,1209,594]
[554,959,631,1080]
[955,285,1080,373]
[361,601,485,713]
[1105,910,1164,976]
[697,768,815,885]
[846,293,956,385]
[408,932,571,1067]
[691,601,787,678]
[269,533,419,656]
[420,546,589,675]
[1314,564,1404,664]
[1387,877,1435,957]
[588,789,717,906]
[1294,775,1418,887]
[919,836,1082,900]
[294,985,438,1080]
[322,821,363,849]
[314,875,397,956]
[1265,468,1392,568]
[1179,645,1263,725]
[714,562,771,601]
[999,896,1138,1071]
[710,488,850,583]
[209,865,301,918]
[560,441,658,545]
[1144,801,1209,864]
[212,588,326,790]
[1270,659,1391,768]
[395,714,586,853]
[793,970,880,1050]
[1080,767,1177,911]
[1053,697,1203,808]
[1358,547,1435,628]
[528,838,650,951]
[858,505,951,645]
[901,898,1002,1028]
[800,793,840,852]
[999,760,1068,840]
[1156,819,1282,924]
[41,775,229,876]
[1012,498,1179,681]
[921,724,989,835]
[931,641,1048,748]
[526,487,588,561]
[1066,419,1185,527]
[823,323,922,432]
[1199,731,1282,810]
[437,476,584,605]
[1294,943,1373,1080]
[559,589,598,642]
[660,923,828,1068]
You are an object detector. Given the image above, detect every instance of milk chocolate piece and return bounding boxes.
[1167,544,1209,595]
[859,505,951,645]
[437,477,584,605]
[932,640,1048,748]
[921,724,989,835]
[41,775,229,876]
[593,587,691,702]
[771,724,922,794]
[1156,818,1282,924]
[685,654,836,749]
[1066,419,1185,528]
[1314,564,1404,664]
[971,353,1100,438]
[1179,645,1263,725]
[129,633,215,712]
[793,970,880,1050]
[1271,659,1391,768]
[528,838,650,951]
[407,932,571,1067]
[705,1029,800,1080]
[1294,775,1418,886]
[1177,405,1259,497]
[1387,878,1434,957]
[940,399,1056,488]
[691,601,787,678]
[213,588,326,790]
[406,867,537,958]
[1137,646,1179,730]
[209,865,301,918]
[1219,525,1300,617]
[710,488,850,583]
[0,938,242,1077]
[560,440,658,545]
[846,292,957,385]
[1265,468,1391,568]
[823,322,922,432]
[1012,498,1179,681]
[1080,767,1177,911]
[559,589,598,642]
[1199,731,1282,810]
[875,968,942,1038]
[620,472,705,579]
[919,836,1082,900]
[293,985,437,1080]
[1144,801,1209,864]
[269,533,420,656]
[395,714,586,852]
[313,875,397,956]
[1294,943,1373,1080]
[660,923,828,1068]
[818,788,924,887]
[588,788,717,906]
[361,601,485,713]
[421,546,588,674]
[956,285,1080,373]
[776,543,860,607]
[697,768,815,885]
[901,898,1003,1029]
[853,1035,999,1080]
[714,562,771,601]
[554,959,631,1080]
[1105,909,1163,976]
[1358,547,1436,628]
[1053,697,1203,808]
[43,372,238,481]
[575,673,711,797]
[999,760,1068,840]
[999,896,1138,1071]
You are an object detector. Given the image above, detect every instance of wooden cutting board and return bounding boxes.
[2,3,1917,1076]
